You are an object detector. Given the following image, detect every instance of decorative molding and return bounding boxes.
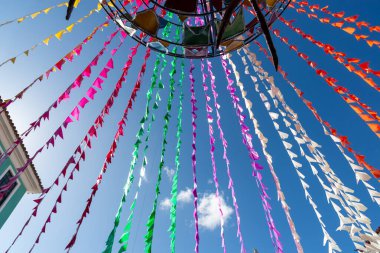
[0,108,42,193]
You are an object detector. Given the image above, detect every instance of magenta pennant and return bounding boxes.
[91,55,100,66]
[87,87,97,100]
[73,75,84,89]
[83,66,92,77]
[47,137,55,148]
[63,116,73,128]
[71,107,80,121]
[54,127,64,140]
[121,30,127,38]
[73,45,83,55]
[89,126,97,137]
[93,77,104,90]
[78,97,89,108]
[41,111,50,120]
[99,67,110,78]
[58,92,70,103]
[106,58,114,69]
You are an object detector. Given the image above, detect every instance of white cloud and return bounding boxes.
[159,189,234,231]
[163,166,175,181]
[160,198,171,210]
[198,193,233,230]
[177,188,192,203]
[159,188,192,210]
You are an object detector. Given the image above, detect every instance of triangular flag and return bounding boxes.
[66,24,75,32]
[30,12,41,19]
[43,7,53,14]
[55,30,65,40]
[43,36,52,45]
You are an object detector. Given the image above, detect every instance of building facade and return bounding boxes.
[0,101,42,229]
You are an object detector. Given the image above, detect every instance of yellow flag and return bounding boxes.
[66,24,75,32]
[43,7,53,14]
[74,0,81,8]
[55,30,65,40]
[17,17,25,23]
[97,3,102,11]
[30,12,41,19]
[43,36,52,45]
[24,50,29,56]
[10,57,16,64]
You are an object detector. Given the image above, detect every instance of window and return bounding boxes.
[0,170,18,208]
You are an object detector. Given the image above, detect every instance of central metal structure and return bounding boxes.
[100,0,290,59]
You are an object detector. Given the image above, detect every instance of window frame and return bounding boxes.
[0,166,20,212]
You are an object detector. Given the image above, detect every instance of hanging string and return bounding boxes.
[242,48,380,251]
[188,59,200,253]
[168,59,184,253]
[2,30,128,251]
[239,48,340,252]
[0,5,102,68]
[143,54,178,253]
[271,28,380,138]
[255,35,380,178]
[292,0,380,37]
[200,59,226,252]
[0,20,110,113]
[0,1,69,28]
[121,33,180,253]
[21,37,140,253]
[278,17,380,92]
[0,29,121,194]
[0,28,118,170]
[102,49,155,253]
[221,56,283,253]
[59,41,142,252]
[207,59,246,253]
[288,1,380,49]
[253,41,380,192]
[227,52,303,253]
[103,13,173,252]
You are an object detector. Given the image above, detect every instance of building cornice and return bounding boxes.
[0,97,43,193]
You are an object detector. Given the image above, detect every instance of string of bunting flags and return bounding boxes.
[0,0,379,252]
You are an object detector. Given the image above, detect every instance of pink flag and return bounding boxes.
[63,116,73,128]
[73,75,84,89]
[73,45,82,55]
[87,87,97,100]
[93,77,103,90]
[71,107,80,121]
[83,66,92,77]
[78,97,89,108]
[99,68,110,78]
[106,58,114,69]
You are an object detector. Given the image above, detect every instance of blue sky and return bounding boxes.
[0,0,380,252]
